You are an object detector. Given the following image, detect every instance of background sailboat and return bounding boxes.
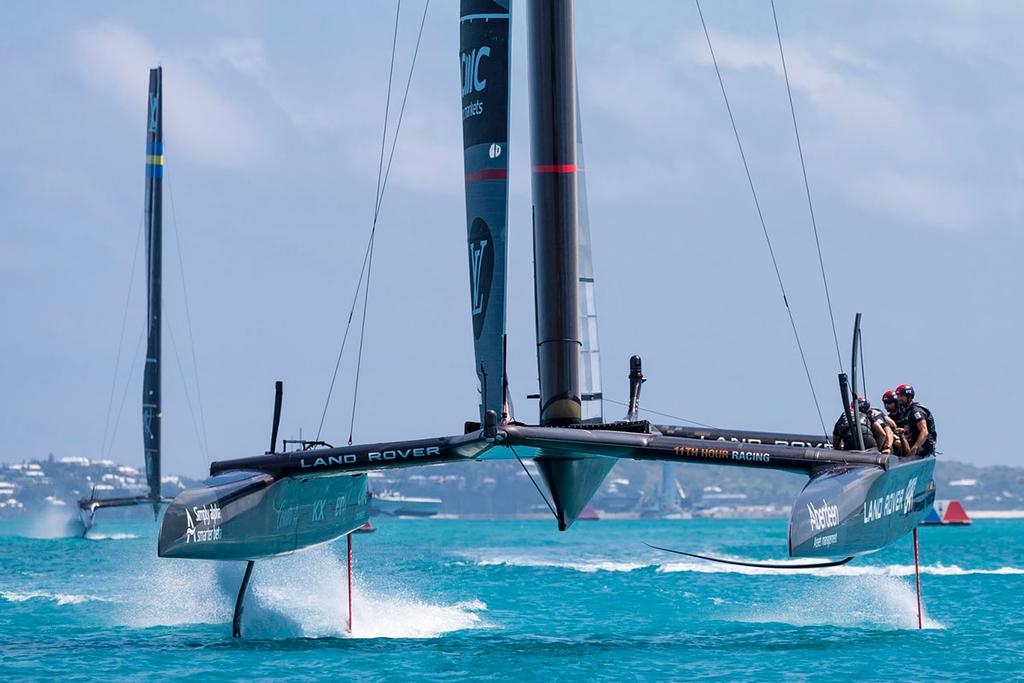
[79,67,168,531]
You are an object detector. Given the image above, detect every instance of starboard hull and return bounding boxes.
[789,456,936,558]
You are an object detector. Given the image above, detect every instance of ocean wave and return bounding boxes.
[474,555,1024,577]
[84,533,141,541]
[477,557,649,573]
[656,561,1024,577]
[1,590,109,606]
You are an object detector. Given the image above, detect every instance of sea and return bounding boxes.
[1,516,1022,681]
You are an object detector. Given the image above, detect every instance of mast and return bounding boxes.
[143,67,163,517]
[528,0,580,427]
[527,0,614,530]
[460,1,513,422]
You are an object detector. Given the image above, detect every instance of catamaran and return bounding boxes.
[78,68,170,531]
[156,1,935,635]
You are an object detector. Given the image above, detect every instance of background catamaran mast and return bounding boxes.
[142,66,163,519]
[79,67,165,529]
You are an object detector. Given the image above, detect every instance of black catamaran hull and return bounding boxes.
[158,432,494,560]
[789,456,935,558]
[158,472,369,561]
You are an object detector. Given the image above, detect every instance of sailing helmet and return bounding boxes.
[895,384,915,399]
[882,389,897,404]
[856,397,871,413]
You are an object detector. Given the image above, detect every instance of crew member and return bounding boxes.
[880,390,903,455]
[861,398,894,454]
[831,399,877,451]
[894,384,937,457]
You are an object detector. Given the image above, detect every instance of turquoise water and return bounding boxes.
[1,517,1022,681]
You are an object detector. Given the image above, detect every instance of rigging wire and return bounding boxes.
[604,398,718,429]
[315,1,404,443]
[348,0,431,446]
[165,170,211,460]
[167,316,208,460]
[770,0,844,375]
[106,329,146,458]
[510,446,558,522]
[695,0,827,437]
[99,212,145,459]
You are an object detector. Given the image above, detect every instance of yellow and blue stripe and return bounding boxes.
[146,139,164,178]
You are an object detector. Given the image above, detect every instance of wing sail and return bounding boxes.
[142,66,163,512]
[575,81,602,423]
[461,1,512,421]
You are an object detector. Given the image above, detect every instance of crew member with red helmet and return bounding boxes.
[894,384,937,457]
[862,398,894,454]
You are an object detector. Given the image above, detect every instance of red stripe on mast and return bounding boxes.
[532,164,578,173]
[465,168,508,183]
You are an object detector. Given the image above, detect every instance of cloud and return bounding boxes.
[69,20,264,167]
[218,38,266,76]
[667,28,977,230]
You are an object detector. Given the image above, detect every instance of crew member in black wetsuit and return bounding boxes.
[861,398,894,454]
[880,390,903,454]
[894,384,937,457]
[831,399,878,451]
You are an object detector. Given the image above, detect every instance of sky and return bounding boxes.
[1,1,1021,477]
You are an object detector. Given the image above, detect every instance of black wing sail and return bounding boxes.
[461,1,512,421]
[142,67,164,517]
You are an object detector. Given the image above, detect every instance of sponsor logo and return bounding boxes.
[299,446,443,469]
[903,477,918,515]
[470,240,489,314]
[814,533,838,548]
[312,499,325,522]
[461,46,490,121]
[367,446,441,462]
[807,499,839,532]
[863,476,919,524]
[143,407,157,441]
[673,446,729,460]
[730,451,770,463]
[468,218,494,338]
[276,506,298,530]
[461,46,491,96]
[149,93,159,133]
[299,453,358,469]
[488,143,502,159]
[696,434,831,449]
[185,503,221,543]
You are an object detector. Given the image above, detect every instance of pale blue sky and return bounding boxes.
[2,1,1020,476]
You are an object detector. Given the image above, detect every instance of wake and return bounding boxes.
[115,544,487,639]
[474,554,1024,577]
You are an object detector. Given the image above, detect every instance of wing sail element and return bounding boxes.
[575,80,602,423]
[143,66,164,515]
[461,1,512,421]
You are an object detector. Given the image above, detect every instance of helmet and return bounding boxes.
[882,389,897,404]
[856,397,871,413]
[895,384,915,399]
